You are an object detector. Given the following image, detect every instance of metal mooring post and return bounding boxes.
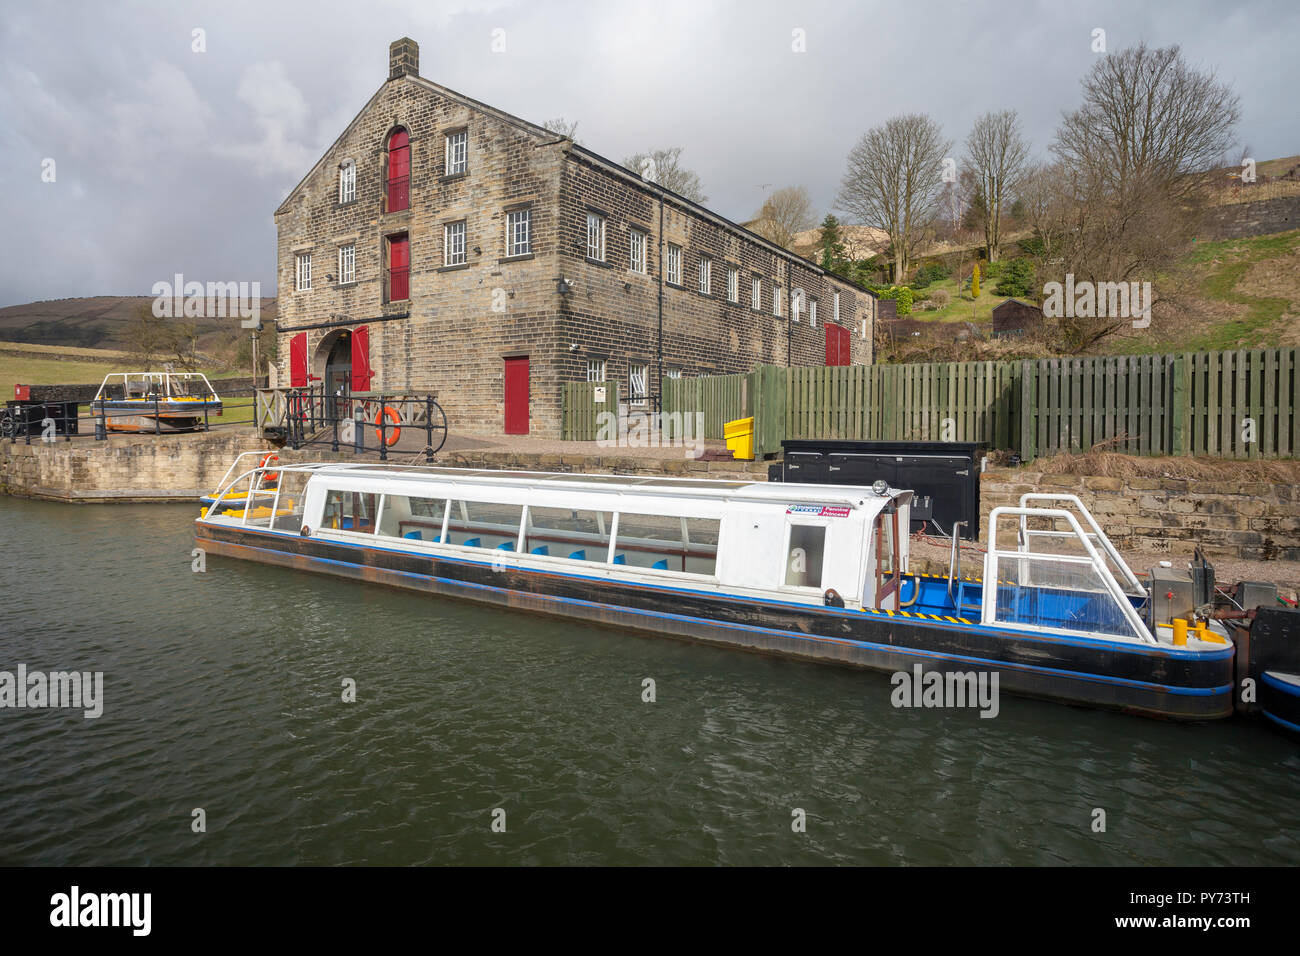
[353,408,363,454]
[425,396,433,464]
[153,395,161,435]
[95,401,106,441]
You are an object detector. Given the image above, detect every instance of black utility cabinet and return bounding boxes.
[4,400,79,436]
[770,439,984,540]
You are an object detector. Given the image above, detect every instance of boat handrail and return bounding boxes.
[945,520,968,608]
[985,506,1155,644]
[1016,493,1144,595]
[211,451,278,502]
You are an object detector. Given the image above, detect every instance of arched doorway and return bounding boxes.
[318,330,352,419]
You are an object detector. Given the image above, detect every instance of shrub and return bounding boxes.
[929,288,951,308]
[993,258,1036,298]
[971,265,980,298]
[911,263,951,288]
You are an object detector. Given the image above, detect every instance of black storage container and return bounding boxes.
[5,400,79,436]
[772,439,983,539]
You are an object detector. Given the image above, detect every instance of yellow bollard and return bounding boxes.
[1172,618,1189,646]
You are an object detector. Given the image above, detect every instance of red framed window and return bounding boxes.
[387,233,410,302]
[386,129,410,212]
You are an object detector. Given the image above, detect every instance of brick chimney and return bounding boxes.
[389,37,419,79]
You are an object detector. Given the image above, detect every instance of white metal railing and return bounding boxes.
[984,506,1154,644]
[1016,493,1144,595]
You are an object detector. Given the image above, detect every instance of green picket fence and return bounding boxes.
[649,347,1299,460]
[561,380,621,441]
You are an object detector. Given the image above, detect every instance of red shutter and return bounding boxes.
[388,235,410,301]
[386,130,410,212]
[351,325,372,391]
[289,332,307,387]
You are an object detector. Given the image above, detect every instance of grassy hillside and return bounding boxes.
[0,340,249,398]
[886,229,1300,360]
[0,295,277,357]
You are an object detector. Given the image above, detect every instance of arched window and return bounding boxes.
[386,129,410,212]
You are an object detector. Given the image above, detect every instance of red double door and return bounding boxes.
[825,323,851,366]
[288,326,372,389]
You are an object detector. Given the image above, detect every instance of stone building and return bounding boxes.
[274,37,877,437]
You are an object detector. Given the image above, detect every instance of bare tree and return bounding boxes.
[1041,43,1241,351]
[963,109,1030,261]
[749,186,816,249]
[837,113,951,283]
[542,117,580,141]
[622,146,708,203]
[1052,42,1240,203]
[1016,161,1069,270]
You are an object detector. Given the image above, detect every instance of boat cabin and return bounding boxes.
[202,458,914,611]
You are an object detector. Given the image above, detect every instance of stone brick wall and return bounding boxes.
[980,467,1300,561]
[0,433,270,502]
[1200,194,1300,240]
[273,39,875,441]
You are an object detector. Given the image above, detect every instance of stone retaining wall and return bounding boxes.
[0,432,270,502]
[980,467,1300,561]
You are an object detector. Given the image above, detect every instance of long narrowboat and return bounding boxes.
[194,454,1247,721]
[91,372,222,432]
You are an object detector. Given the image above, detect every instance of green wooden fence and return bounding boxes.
[561,380,621,441]
[647,347,1299,460]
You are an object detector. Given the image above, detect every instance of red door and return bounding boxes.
[386,130,410,212]
[824,324,851,366]
[350,325,372,391]
[290,332,308,386]
[504,356,529,435]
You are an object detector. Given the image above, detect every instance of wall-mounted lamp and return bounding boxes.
[557,277,573,295]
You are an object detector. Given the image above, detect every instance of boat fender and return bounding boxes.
[374,406,402,446]
[823,588,845,608]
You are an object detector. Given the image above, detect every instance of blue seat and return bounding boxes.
[404,530,422,540]
[531,545,549,556]
[462,537,481,548]
[431,535,442,543]
[568,549,586,561]
[613,554,626,565]
[341,517,354,529]
[496,542,514,551]
[652,559,668,570]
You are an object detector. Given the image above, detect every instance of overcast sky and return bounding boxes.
[1,0,1296,307]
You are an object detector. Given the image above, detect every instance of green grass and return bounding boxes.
[1181,230,1299,352]
[909,277,1009,325]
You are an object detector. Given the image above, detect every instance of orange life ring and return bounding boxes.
[259,452,280,483]
[374,406,401,446]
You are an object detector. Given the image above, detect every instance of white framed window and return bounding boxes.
[833,291,841,323]
[774,284,783,317]
[586,359,606,382]
[445,130,467,175]
[506,208,531,257]
[727,267,739,303]
[444,221,466,266]
[337,244,355,285]
[666,244,682,285]
[791,288,802,322]
[809,297,818,327]
[586,211,606,261]
[698,255,711,295]
[338,162,356,203]
[751,276,761,309]
[629,228,647,274]
[665,367,682,379]
[295,253,312,292]
[629,362,649,406]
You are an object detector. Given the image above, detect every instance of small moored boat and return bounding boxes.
[91,372,222,432]
[194,454,1244,722]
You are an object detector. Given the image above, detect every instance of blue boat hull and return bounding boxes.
[194,521,1236,721]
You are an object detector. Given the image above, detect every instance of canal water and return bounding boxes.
[1,496,1297,866]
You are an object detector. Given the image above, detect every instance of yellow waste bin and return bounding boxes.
[724,416,754,460]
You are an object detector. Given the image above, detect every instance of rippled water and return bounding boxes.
[0,495,1297,865]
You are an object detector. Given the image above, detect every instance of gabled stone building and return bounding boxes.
[274,37,876,438]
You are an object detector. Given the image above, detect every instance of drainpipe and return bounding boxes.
[656,198,664,417]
